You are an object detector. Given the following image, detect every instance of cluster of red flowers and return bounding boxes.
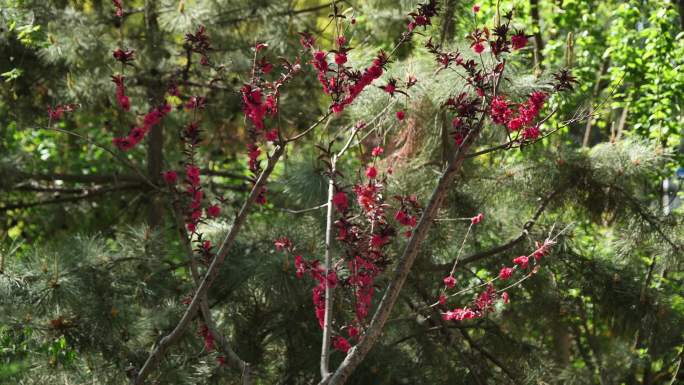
[198,324,215,352]
[112,48,135,65]
[111,75,130,112]
[407,0,439,32]
[334,52,387,114]
[185,25,211,66]
[302,21,391,115]
[239,45,301,205]
[490,91,547,140]
[112,103,171,151]
[393,195,420,238]
[441,238,556,322]
[511,30,529,50]
[241,84,277,132]
[47,104,78,120]
[112,0,123,18]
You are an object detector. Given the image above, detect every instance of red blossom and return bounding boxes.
[380,78,398,96]
[472,42,485,54]
[499,267,514,280]
[294,255,306,278]
[274,237,292,252]
[470,213,484,225]
[513,255,529,269]
[332,191,349,212]
[490,96,512,125]
[333,336,351,353]
[265,129,279,142]
[371,146,384,157]
[336,35,347,47]
[334,52,347,65]
[112,48,135,64]
[299,32,315,50]
[112,0,123,17]
[443,307,478,321]
[206,204,220,218]
[163,171,178,184]
[396,110,405,121]
[522,126,541,140]
[198,325,215,352]
[47,104,78,120]
[443,275,456,289]
[186,165,201,186]
[511,31,529,50]
[472,4,481,13]
[365,166,378,179]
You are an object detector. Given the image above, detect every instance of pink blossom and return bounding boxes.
[333,336,351,352]
[472,42,485,54]
[513,255,529,269]
[206,204,220,218]
[470,213,484,225]
[163,171,177,184]
[443,275,456,289]
[499,267,514,280]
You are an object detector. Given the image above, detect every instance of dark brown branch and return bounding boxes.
[459,328,522,385]
[11,171,142,184]
[132,145,285,385]
[429,188,561,273]
[0,183,142,212]
[215,2,335,26]
[168,201,253,385]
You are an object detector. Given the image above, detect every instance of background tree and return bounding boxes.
[1,1,682,385]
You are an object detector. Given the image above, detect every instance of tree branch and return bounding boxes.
[0,183,143,212]
[321,122,483,385]
[132,115,329,384]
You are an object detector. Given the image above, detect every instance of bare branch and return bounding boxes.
[1,183,142,212]
[277,203,328,214]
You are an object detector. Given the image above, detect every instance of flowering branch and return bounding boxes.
[320,119,365,379]
[168,202,253,385]
[132,106,332,383]
[455,188,561,268]
[320,119,482,385]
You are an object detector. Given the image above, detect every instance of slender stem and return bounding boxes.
[278,203,328,214]
[320,155,337,379]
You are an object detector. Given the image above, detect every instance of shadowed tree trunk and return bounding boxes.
[530,0,545,71]
[144,0,165,228]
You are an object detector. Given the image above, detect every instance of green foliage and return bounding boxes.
[0,1,682,385]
